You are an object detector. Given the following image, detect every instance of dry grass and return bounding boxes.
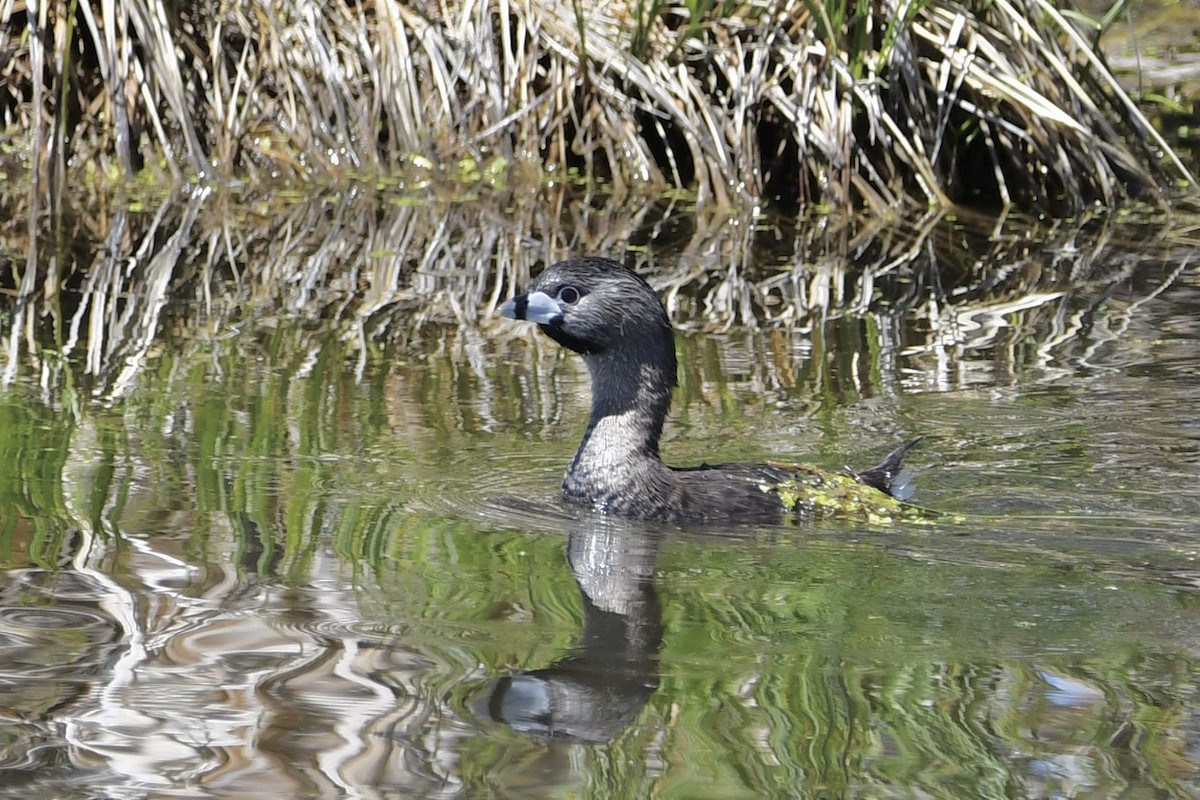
[1,0,1193,213]
[2,0,1195,396]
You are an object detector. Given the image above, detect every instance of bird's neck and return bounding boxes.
[562,350,676,510]
[584,357,673,458]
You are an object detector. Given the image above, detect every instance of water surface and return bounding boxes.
[2,195,1200,798]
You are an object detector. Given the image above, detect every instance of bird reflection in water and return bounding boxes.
[476,516,664,744]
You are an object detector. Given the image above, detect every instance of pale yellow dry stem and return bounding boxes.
[0,0,1194,214]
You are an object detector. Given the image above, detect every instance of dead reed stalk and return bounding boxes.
[1,0,1192,213]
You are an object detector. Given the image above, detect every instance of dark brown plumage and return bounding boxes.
[500,257,920,524]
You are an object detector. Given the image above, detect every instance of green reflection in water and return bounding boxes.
[0,398,78,566]
[0,314,1198,799]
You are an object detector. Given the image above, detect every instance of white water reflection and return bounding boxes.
[19,525,467,797]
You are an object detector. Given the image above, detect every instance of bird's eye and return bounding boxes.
[557,285,583,305]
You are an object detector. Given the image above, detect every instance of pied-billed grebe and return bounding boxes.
[499,257,922,524]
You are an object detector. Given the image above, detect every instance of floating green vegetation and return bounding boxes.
[0,0,1194,214]
[763,463,941,524]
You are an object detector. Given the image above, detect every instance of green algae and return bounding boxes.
[763,463,944,525]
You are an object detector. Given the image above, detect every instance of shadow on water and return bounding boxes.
[1,188,1200,795]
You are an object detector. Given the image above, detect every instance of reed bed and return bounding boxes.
[2,0,1193,396]
[1,0,1192,213]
